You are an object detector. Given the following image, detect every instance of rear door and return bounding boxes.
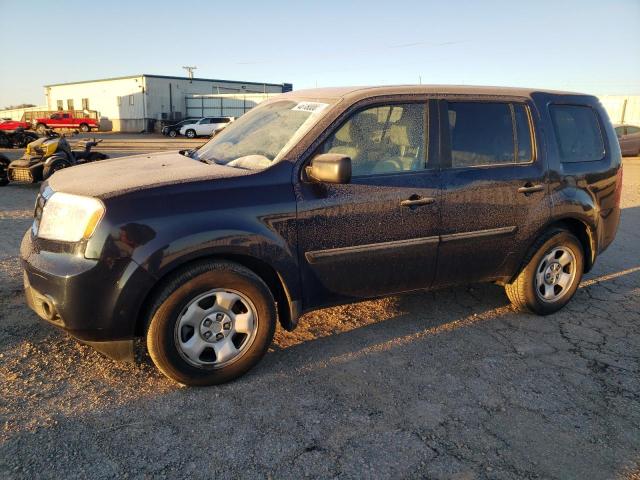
[434,98,550,286]
[196,118,213,135]
[295,99,442,308]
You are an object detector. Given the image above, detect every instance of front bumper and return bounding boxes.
[20,230,156,361]
[8,158,44,183]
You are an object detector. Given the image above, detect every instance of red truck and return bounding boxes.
[32,111,99,133]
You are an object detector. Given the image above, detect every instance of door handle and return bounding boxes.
[400,197,435,207]
[517,184,544,195]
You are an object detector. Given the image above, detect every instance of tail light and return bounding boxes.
[614,165,623,208]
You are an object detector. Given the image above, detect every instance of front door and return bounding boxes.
[295,100,442,309]
[435,99,550,286]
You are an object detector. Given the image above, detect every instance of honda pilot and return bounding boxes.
[21,86,622,385]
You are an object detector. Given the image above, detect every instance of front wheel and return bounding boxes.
[79,123,90,132]
[505,229,584,315]
[168,130,177,138]
[146,261,277,386]
[16,133,38,148]
[43,159,71,180]
[185,129,196,138]
[36,123,47,134]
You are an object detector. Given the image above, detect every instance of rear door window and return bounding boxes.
[549,105,605,162]
[446,102,533,167]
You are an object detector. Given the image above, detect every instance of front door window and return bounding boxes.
[320,103,427,175]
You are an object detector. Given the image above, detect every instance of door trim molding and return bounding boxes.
[440,225,517,243]
[305,236,439,264]
[305,226,517,264]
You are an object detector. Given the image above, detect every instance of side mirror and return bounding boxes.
[305,153,351,184]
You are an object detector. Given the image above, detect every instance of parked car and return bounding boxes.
[21,86,622,386]
[180,116,233,138]
[161,118,200,137]
[33,112,99,133]
[614,124,640,156]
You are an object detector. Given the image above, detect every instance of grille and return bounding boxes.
[9,168,33,183]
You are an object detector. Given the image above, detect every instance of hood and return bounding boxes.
[47,151,253,199]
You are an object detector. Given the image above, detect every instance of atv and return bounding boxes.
[1,131,109,185]
[0,127,39,148]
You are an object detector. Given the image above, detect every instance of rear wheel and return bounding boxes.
[185,129,196,138]
[0,155,10,186]
[146,261,277,386]
[168,130,177,138]
[505,229,584,315]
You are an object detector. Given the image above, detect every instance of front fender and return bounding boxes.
[44,153,71,167]
[85,179,301,305]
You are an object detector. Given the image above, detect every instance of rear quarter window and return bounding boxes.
[550,105,605,162]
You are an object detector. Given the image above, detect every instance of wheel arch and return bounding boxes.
[517,216,596,280]
[134,253,300,337]
[551,217,596,272]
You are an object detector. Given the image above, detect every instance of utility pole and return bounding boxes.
[182,66,197,83]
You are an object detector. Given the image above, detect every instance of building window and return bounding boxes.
[56,100,63,110]
[67,99,74,111]
[129,95,134,106]
[81,98,90,110]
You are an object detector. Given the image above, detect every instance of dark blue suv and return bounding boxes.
[21,86,622,385]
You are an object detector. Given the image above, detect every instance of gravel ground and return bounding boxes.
[1,139,639,479]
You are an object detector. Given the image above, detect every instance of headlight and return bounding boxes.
[38,192,105,242]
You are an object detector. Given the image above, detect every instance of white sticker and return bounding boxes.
[292,102,328,114]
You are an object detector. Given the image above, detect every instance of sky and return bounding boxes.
[0,0,639,107]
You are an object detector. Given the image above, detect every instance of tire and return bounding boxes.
[185,129,196,139]
[168,130,177,138]
[0,133,11,148]
[0,155,9,186]
[79,123,90,133]
[36,123,47,134]
[146,261,277,386]
[43,159,70,180]
[505,229,584,315]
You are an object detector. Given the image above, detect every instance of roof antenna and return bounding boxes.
[183,66,197,83]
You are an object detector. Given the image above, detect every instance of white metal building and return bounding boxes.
[43,74,292,132]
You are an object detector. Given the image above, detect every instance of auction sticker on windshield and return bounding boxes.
[292,102,328,113]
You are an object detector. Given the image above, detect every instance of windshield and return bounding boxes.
[194,99,331,170]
